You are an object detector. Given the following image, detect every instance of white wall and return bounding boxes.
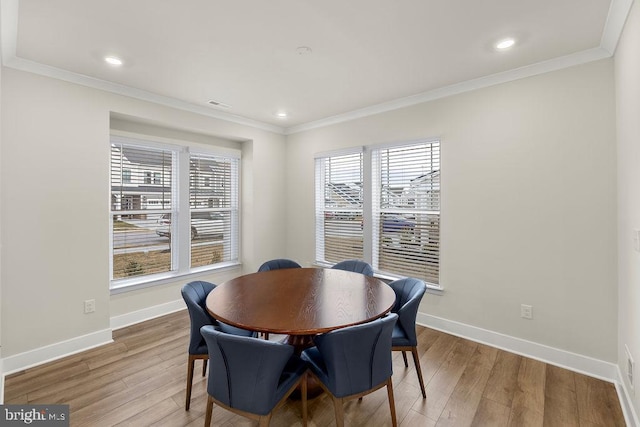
[286,59,617,362]
[616,0,640,419]
[0,67,287,358]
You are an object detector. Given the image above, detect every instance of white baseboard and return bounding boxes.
[616,366,640,427]
[1,302,635,421]
[0,357,4,404]
[110,299,185,330]
[1,329,113,377]
[0,299,186,402]
[418,313,618,382]
[419,312,640,425]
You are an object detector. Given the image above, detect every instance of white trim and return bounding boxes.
[1,0,633,135]
[314,146,364,160]
[616,366,640,427]
[6,57,284,134]
[0,0,282,134]
[0,0,18,65]
[601,0,636,54]
[1,329,113,376]
[0,358,4,404]
[418,312,618,382]
[110,299,185,330]
[0,299,187,398]
[286,47,611,134]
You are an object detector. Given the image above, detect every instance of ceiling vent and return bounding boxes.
[207,100,231,109]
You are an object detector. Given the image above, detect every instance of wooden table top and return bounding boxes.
[205,267,396,336]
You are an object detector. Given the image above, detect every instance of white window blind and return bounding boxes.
[315,152,364,264]
[314,140,441,286]
[110,141,176,280]
[189,153,239,268]
[372,141,440,284]
[110,135,241,290]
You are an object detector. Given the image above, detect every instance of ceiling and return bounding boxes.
[1,0,632,133]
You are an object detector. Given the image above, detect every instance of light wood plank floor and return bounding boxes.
[4,310,626,426]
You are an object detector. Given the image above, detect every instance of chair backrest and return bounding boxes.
[331,259,374,276]
[313,313,397,398]
[181,281,217,355]
[257,258,302,272]
[200,325,296,415]
[388,278,426,346]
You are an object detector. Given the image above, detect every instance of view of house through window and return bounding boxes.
[110,135,239,287]
[315,140,440,285]
[189,153,239,269]
[315,151,364,263]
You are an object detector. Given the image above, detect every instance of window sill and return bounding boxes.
[110,261,242,295]
[312,262,443,295]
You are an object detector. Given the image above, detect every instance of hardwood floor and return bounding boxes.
[4,310,626,426]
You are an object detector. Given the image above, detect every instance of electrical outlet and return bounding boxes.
[84,299,96,314]
[634,230,640,252]
[521,304,533,319]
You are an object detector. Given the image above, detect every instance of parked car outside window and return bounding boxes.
[156,212,225,240]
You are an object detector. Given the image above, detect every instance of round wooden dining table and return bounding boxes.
[205,267,396,353]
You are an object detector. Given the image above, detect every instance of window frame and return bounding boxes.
[315,139,442,291]
[315,148,365,264]
[109,132,241,293]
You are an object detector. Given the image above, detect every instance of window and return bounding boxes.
[315,151,364,263]
[189,153,239,269]
[110,135,240,289]
[122,169,131,183]
[315,140,440,286]
[372,142,440,285]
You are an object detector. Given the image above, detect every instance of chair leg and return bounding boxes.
[204,395,213,426]
[258,414,272,427]
[411,347,426,398]
[264,332,270,340]
[386,379,398,427]
[301,373,308,426]
[186,356,196,410]
[401,351,408,367]
[202,358,208,377]
[332,396,345,427]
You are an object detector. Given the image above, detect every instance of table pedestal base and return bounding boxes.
[282,334,324,399]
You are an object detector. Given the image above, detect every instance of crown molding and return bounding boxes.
[4,55,285,134]
[285,47,612,135]
[0,0,284,135]
[1,0,633,136]
[601,0,635,54]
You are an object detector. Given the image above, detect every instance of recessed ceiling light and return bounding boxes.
[104,56,123,66]
[495,38,516,50]
[276,112,288,119]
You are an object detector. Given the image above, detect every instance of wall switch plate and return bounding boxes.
[521,304,533,319]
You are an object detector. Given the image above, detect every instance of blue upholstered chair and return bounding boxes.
[301,314,398,427]
[388,278,427,398]
[201,325,308,426]
[257,258,301,339]
[257,258,302,272]
[330,259,374,276]
[181,281,256,410]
